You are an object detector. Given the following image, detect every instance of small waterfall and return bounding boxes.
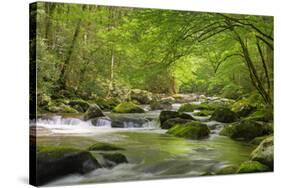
[93,117,112,127]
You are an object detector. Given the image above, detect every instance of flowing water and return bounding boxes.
[34,104,254,186]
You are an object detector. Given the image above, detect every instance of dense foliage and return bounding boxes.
[32,2,273,105]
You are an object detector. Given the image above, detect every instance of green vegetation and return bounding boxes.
[178,103,194,112]
[31,2,273,114]
[88,142,124,151]
[113,102,145,113]
[167,121,210,139]
[237,161,270,173]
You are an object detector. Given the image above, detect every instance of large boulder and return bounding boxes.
[113,102,145,113]
[178,103,194,113]
[130,89,153,104]
[36,146,101,185]
[161,118,191,129]
[210,107,238,123]
[94,97,121,111]
[220,120,273,140]
[84,104,104,120]
[167,121,210,139]
[159,111,194,125]
[251,136,273,169]
[68,99,90,112]
[237,161,270,173]
[245,105,273,122]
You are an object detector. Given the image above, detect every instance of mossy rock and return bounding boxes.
[113,102,145,113]
[167,121,210,139]
[36,145,101,185]
[84,104,105,120]
[210,107,238,123]
[245,105,273,122]
[237,161,270,173]
[101,153,128,167]
[193,110,213,116]
[68,99,90,112]
[192,102,228,111]
[159,111,194,125]
[88,142,124,151]
[161,118,191,129]
[250,135,272,145]
[178,103,194,113]
[150,100,172,110]
[94,98,121,110]
[130,89,153,104]
[47,102,78,113]
[220,120,272,141]
[231,99,256,117]
[216,165,238,175]
[251,136,273,169]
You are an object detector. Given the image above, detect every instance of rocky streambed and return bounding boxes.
[31,94,273,186]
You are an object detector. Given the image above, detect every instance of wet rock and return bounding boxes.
[245,105,273,122]
[68,99,90,112]
[251,136,273,169]
[113,102,145,113]
[220,120,273,140]
[84,104,104,120]
[167,121,210,139]
[210,107,238,123]
[101,153,128,167]
[36,146,101,185]
[161,118,191,129]
[159,111,194,125]
[130,89,153,104]
[237,161,270,173]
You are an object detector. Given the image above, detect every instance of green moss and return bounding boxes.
[167,121,210,139]
[245,105,273,122]
[210,107,238,123]
[68,99,89,112]
[219,120,271,140]
[251,136,273,169]
[216,165,238,175]
[250,135,272,145]
[88,142,124,151]
[94,98,121,110]
[237,161,270,173]
[178,103,194,112]
[113,102,145,113]
[37,145,83,159]
[101,153,128,164]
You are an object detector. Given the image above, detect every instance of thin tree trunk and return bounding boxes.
[107,50,114,98]
[58,5,86,90]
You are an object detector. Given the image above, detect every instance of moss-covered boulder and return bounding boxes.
[178,103,194,113]
[251,136,273,169]
[88,142,124,151]
[210,107,238,123]
[130,89,153,104]
[101,153,128,167]
[94,98,121,111]
[167,121,210,139]
[250,135,271,145]
[68,99,90,112]
[237,161,270,173]
[192,102,227,111]
[84,104,105,120]
[161,118,191,129]
[150,100,172,110]
[113,102,145,113]
[47,102,78,113]
[220,120,273,140]
[36,146,101,185]
[245,105,273,122]
[159,111,194,125]
[216,165,238,175]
